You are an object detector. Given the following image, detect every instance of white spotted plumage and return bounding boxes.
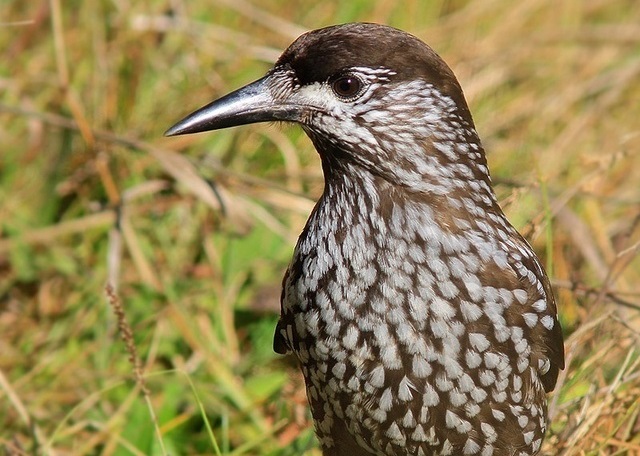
[257,23,565,456]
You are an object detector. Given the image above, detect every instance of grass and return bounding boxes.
[1,0,639,454]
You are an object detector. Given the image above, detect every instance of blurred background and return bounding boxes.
[1,0,639,454]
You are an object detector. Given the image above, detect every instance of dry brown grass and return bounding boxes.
[1,0,639,454]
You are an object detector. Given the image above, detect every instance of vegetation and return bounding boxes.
[1,0,639,454]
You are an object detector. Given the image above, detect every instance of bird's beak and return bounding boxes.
[165,73,300,136]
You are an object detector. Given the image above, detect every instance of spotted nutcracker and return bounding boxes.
[166,22,564,456]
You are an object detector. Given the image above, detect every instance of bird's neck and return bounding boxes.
[316,140,504,231]
[305,160,499,258]
[307,108,498,203]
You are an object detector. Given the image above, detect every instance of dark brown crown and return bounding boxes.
[276,23,472,122]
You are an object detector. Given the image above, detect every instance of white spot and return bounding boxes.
[495,377,508,392]
[369,365,385,388]
[517,357,530,373]
[441,439,454,455]
[513,289,528,304]
[449,389,467,407]
[428,258,450,281]
[511,390,522,403]
[332,362,346,379]
[523,431,534,445]
[481,445,494,456]
[498,288,514,306]
[371,407,387,423]
[402,409,416,428]
[493,390,507,402]
[460,300,483,323]
[445,410,458,429]
[494,325,511,343]
[342,325,359,349]
[423,383,440,406]
[436,373,454,392]
[444,357,464,380]
[448,257,467,278]
[492,251,509,269]
[408,244,427,262]
[347,376,360,392]
[305,310,321,337]
[511,326,523,341]
[459,373,475,393]
[465,281,484,301]
[538,357,551,374]
[540,315,555,330]
[430,318,448,339]
[438,280,459,299]
[479,370,496,386]
[385,422,405,444]
[484,352,500,369]
[513,375,523,391]
[375,326,402,369]
[412,355,432,378]
[483,301,504,320]
[431,297,456,320]
[481,422,497,443]
[518,415,529,428]
[465,402,481,417]
[447,410,472,433]
[532,299,547,312]
[380,282,404,309]
[398,376,414,402]
[408,292,429,321]
[380,387,393,411]
[411,424,427,441]
[463,438,481,455]
[469,333,490,352]
[470,386,488,403]
[396,322,424,353]
[532,438,542,452]
[515,338,528,355]
[465,350,482,369]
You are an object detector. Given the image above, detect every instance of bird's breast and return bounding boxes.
[277,186,554,454]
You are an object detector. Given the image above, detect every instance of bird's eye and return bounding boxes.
[330,74,365,101]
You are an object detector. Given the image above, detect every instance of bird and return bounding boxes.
[166,22,564,456]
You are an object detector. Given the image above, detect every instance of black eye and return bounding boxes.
[330,74,365,100]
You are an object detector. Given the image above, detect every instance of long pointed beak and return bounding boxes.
[165,74,300,136]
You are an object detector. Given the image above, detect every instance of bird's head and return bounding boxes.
[166,23,490,192]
